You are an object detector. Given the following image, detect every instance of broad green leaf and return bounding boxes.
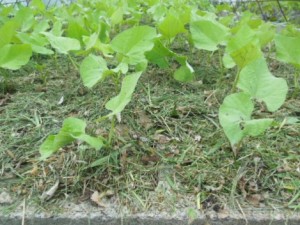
[29,0,46,11]
[105,72,142,116]
[147,3,167,22]
[243,119,274,137]
[219,92,273,147]
[39,135,61,160]
[77,134,103,150]
[67,19,89,42]
[33,19,50,33]
[158,13,185,39]
[14,7,35,32]
[237,58,288,112]
[42,32,81,54]
[230,42,262,69]
[190,18,229,51]
[39,117,104,160]
[110,7,124,26]
[224,24,258,68]
[60,117,87,137]
[110,26,157,65]
[83,32,99,50]
[256,23,275,47]
[0,21,18,48]
[275,34,300,66]
[17,32,53,55]
[173,62,194,82]
[80,54,109,88]
[50,21,63,36]
[0,44,32,70]
[145,39,173,68]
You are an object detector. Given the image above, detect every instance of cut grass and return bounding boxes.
[0,49,299,213]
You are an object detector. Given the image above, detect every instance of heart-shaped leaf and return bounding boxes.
[105,72,142,116]
[159,13,186,39]
[219,92,273,147]
[80,54,109,88]
[110,26,157,65]
[42,32,81,54]
[190,18,229,51]
[275,34,300,66]
[39,117,103,160]
[237,57,288,112]
[0,44,32,70]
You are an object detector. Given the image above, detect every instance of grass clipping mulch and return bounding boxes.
[0,55,300,213]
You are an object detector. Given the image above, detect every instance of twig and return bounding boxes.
[22,198,26,225]
[276,0,288,22]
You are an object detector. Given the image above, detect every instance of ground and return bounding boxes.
[0,43,300,214]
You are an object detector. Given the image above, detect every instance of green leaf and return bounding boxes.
[173,62,194,82]
[224,24,258,68]
[243,119,274,137]
[0,44,32,70]
[256,23,275,47]
[145,39,173,68]
[42,32,81,54]
[60,117,87,137]
[275,34,300,66]
[219,92,273,147]
[80,54,109,88]
[17,32,53,55]
[14,7,35,32]
[105,72,142,116]
[190,18,229,51]
[67,19,89,42]
[158,13,185,39]
[0,21,18,48]
[77,134,103,150]
[29,0,46,11]
[230,42,262,69]
[110,26,157,65]
[39,117,104,160]
[237,58,288,112]
[83,32,99,51]
[110,7,124,26]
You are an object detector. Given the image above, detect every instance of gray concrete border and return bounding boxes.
[1,202,300,225]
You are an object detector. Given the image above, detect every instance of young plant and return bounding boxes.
[39,117,104,160]
[274,33,300,97]
[219,57,288,152]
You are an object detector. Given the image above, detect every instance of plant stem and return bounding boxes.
[276,0,288,22]
[218,49,224,77]
[232,67,241,92]
[108,116,116,145]
[68,54,79,71]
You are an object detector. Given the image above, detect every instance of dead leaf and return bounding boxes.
[91,191,106,207]
[137,111,153,130]
[57,96,64,105]
[194,135,201,142]
[247,180,258,193]
[141,155,160,164]
[246,194,264,207]
[153,134,171,144]
[90,190,114,207]
[40,180,59,201]
[0,94,11,106]
[0,191,13,204]
[217,208,230,219]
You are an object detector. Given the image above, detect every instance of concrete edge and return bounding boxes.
[1,202,300,225]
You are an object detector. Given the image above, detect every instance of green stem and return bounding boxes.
[218,50,224,77]
[68,54,79,71]
[108,116,116,145]
[232,67,241,92]
[292,72,300,98]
